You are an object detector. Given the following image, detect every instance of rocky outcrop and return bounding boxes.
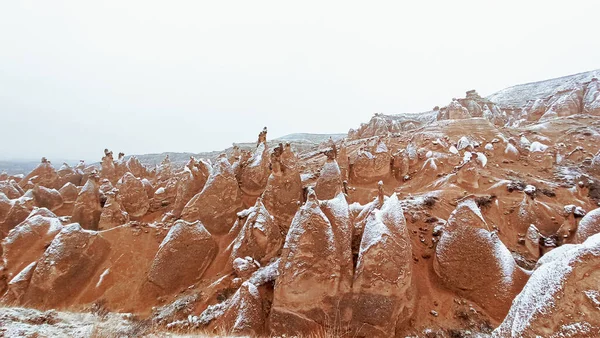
[116,172,150,218]
[0,194,35,238]
[228,198,282,266]
[18,158,59,190]
[147,220,217,293]
[314,155,343,200]
[171,158,209,219]
[351,139,391,184]
[434,199,528,320]
[261,143,303,234]
[23,224,111,307]
[270,189,346,335]
[56,163,83,187]
[32,185,63,212]
[98,190,129,230]
[352,193,414,337]
[71,174,102,230]
[181,156,243,235]
[58,182,78,203]
[238,130,270,198]
[2,209,63,278]
[494,233,600,337]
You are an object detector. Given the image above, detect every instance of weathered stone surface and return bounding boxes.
[494,234,600,337]
[147,220,217,293]
[314,158,343,200]
[434,199,528,321]
[71,174,102,230]
[116,172,150,218]
[351,194,414,337]
[24,223,110,307]
[270,189,345,335]
[19,158,59,190]
[98,190,129,230]
[32,185,63,211]
[261,143,302,234]
[228,198,282,266]
[181,156,242,235]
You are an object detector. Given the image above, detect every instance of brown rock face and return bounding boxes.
[239,139,270,198]
[147,220,217,293]
[314,158,343,200]
[58,182,79,203]
[0,180,23,199]
[434,199,528,321]
[181,156,243,235]
[19,158,59,190]
[116,172,150,218]
[23,223,111,308]
[446,99,472,119]
[261,143,303,233]
[1,194,35,238]
[126,156,147,178]
[56,163,83,187]
[171,159,209,219]
[32,185,63,211]
[100,150,118,184]
[228,198,282,266]
[583,78,600,115]
[209,281,266,335]
[71,175,102,230]
[98,190,129,230]
[2,209,63,278]
[352,193,414,337]
[351,139,391,184]
[494,234,600,337]
[270,189,346,335]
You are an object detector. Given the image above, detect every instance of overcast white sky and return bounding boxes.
[1,1,599,162]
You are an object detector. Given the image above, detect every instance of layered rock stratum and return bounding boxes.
[2,69,600,337]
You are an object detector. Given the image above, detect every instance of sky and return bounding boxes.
[1,0,599,162]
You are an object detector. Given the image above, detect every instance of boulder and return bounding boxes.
[2,209,63,275]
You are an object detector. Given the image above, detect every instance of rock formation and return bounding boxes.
[147,220,217,293]
[181,155,243,234]
[352,194,414,337]
[116,172,150,218]
[71,173,102,230]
